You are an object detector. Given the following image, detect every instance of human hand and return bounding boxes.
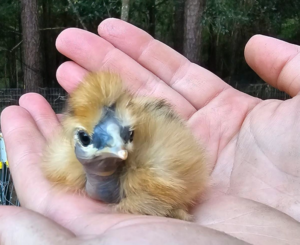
[1,18,300,244]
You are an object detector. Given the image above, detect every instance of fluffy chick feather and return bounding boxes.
[42,72,208,220]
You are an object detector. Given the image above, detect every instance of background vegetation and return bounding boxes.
[0,0,299,90]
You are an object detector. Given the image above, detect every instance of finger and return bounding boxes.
[56,61,88,92]
[19,93,61,141]
[195,194,300,245]
[0,206,75,245]
[0,106,51,210]
[0,105,109,220]
[98,18,230,109]
[86,219,250,245]
[245,34,300,97]
[0,207,249,245]
[57,113,63,122]
[55,28,196,119]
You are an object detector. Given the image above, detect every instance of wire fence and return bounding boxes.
[0,88,67,115]
[0,88,67,206]
[0,160,19,206]
[0,133,20,206]
[236,83,291,100]
[0,83,292,207]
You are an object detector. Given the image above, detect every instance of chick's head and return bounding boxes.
[63,72,137,203]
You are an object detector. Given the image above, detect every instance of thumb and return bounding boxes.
[0,206,75,245]
[244,34,300,97]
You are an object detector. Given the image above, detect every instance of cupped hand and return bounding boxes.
[1,18,300,245]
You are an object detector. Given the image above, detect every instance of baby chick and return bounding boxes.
[42,72,208,220]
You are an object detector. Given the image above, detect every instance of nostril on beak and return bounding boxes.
[118,150,128,160]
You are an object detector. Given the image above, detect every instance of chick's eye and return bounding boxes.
[78,130,91,146]
[129,130,134,142]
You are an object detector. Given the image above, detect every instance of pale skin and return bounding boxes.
[1,18,300,244]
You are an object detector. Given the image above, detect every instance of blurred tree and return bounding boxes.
[121,0,130,21]
[184,0,206,64]
[147,0,156,37]
[20,0,43,90]
[0,0,22,88]
[173,0,184,54]
[1,0,300,90]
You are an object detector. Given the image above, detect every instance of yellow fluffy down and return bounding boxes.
[41,72,208,221]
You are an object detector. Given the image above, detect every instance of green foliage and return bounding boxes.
[0,0,300,88]
[0,0,19,26]
[129,0,174,44]
[64,0,121,30]
[201,0,300,83]
[39,0,121,31]
[279,18,300,40]
[0,0,21,88]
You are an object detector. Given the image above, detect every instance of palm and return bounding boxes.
[204,97,300,215]
[2,19,300,243]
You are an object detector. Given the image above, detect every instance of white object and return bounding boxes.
[0,133,8,169]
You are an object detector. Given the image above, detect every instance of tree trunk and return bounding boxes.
[183,0,206,64]
[20,0,43,90]
[121,0,130,21]
[19,14,23,88]
[207,22,217,74]
[228,27,239,85]
[41,0,49,86]
[173,0,184,54]
[148,0,156,37]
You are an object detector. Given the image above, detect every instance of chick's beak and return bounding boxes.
[116,149,128,160]
[92,116,128,160]
[74,113,127,204]
[75,115,128,164]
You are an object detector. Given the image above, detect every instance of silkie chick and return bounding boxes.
[42,72,208,221]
